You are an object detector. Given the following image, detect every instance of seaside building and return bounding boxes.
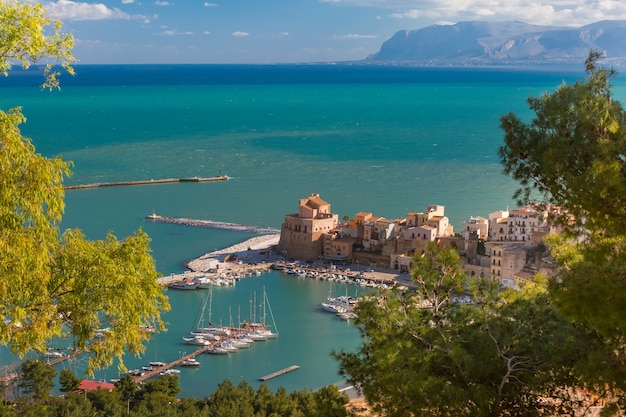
[488,209,510,242]
[487,243,527,286]
[506,207,541,243]
[276,194,339,262]
[462,215,489,252]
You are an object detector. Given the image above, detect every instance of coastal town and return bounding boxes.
[167,192,557,291]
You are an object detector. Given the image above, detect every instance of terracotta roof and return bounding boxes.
[305,194,330,208]
[78,380,115,391]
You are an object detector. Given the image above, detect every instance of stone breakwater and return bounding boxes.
[186,234,281,272]
[145,213,280,235]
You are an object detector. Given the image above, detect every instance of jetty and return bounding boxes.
[0,348,87,386]
[259,365,300,381]
[145,213,280,235]
[132,346,210,383]
[64,175,228,190]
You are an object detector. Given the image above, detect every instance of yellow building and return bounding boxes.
[277,194,339,261]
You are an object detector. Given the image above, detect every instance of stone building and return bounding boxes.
[487,243,527,285]
[276,193,339,261]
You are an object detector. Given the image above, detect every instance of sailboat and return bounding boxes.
[240,287,278,340]
[186,289,225,343]
[322,281,357,313]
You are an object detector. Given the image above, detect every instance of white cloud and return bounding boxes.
[232,31,249,37]
[204,2,218,7]
[390,9,421,19]
[321,0,626,27]
[155,1,171,6]
[335,33,378,39]
[122,0,134,4]
[44,0,131,21]
[160,29,193,36]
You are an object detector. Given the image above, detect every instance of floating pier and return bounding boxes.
[259,365,300,381]
[132,345,211,383]
[64,175,228,190]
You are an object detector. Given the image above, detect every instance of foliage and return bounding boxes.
[499,50,626,237]
[0,0,75,89]
[58,368,81,393]
[114,374,138,402]
[334,243,596,416]
[499,50,626,404]
[0,2,170,373]
[18,358,56,402]
[3,378,353,416]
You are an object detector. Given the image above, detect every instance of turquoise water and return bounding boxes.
[2,64,624,397]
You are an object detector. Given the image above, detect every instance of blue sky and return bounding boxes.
[38,0,626,64]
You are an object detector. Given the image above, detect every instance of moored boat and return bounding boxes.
[321,302,346,314]
[180,358,200,367]
[183,336,211,346]
[207,346,229,355]
[168,280,198,290]
[160,369,181,376]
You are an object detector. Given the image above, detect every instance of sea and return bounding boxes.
[1,63,624,398]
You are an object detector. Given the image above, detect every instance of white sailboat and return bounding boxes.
[241,287,278,340]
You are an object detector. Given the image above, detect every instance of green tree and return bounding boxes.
[499,51,626,403]
[48,392,95,417]
[206,380,255,417]
[58,368,81,393]
[334,244,594,416]
[0,0,75,89]
[0,1,169,373]
[137,374,181,401]
[114,373,138,403]
[499,50,626,237]
[310,385,350,417]
[18,358,56,402]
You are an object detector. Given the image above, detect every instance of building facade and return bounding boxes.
[277,194,339,261]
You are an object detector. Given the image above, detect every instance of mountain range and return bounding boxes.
[366,20,626,65]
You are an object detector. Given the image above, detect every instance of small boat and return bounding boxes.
[189,331,221,341]
[337,311,358,321]
[230,338,251,348]
[219,341,239,352]
[193,275,214,289]
[160,369,181,376]
[321,302,345,314]
[207,346,229,355]
[149,361,166,367]
[168,281,198,290]
[328,295,358,309]
[183,336,211,346]
[180,358,200,367]
[45,350,65,358]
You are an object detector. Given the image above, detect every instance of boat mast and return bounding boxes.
[264,286,278,335]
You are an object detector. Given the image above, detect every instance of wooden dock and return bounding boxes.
[132,345,212,383]
[259,365,300,381]
[64,175,228,190]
